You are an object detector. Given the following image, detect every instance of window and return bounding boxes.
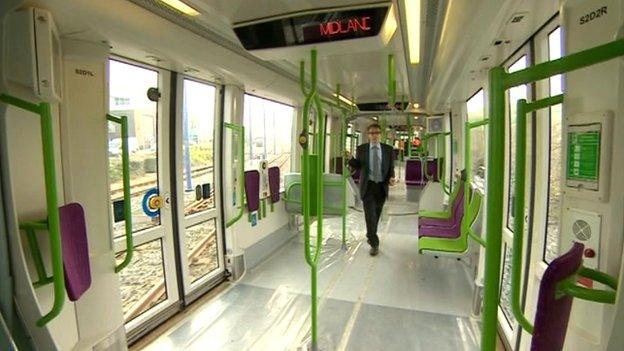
[506,56,529,231]
[466,89,486,189]
[243,94,294,188]
[544,27,563,263]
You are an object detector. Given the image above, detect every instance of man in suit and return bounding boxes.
[347,123,396,256]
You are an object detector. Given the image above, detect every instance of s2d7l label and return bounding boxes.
[579,6,607,25]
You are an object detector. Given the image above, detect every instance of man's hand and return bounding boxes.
[389,177,397,186]
[344,150,352,158]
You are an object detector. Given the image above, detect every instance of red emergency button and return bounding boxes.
[584,248,596,258]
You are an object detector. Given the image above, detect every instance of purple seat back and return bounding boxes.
[353,168,361,184]
[427,159,439,182]
[332,157,344,174]
[531,242,584,351]
[59,203,91,301]
[419,183,465,228]
[405,159,424,185]
[245,170,260,212]
[268,167,280,203]
[418,189,465,238]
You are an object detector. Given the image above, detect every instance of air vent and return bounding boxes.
[493,39,511,46]
[509,12,528,24]
[572,219,592,241]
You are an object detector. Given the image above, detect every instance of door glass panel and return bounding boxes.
[545,27,563,263]
[506,56,528,231]
[466,89,486,190]
[182,79,216,216]
[500,244,518,329]
[115,239,168,322]
[109,60,160,237]
[185,219,219,284]
[243,94,294,188]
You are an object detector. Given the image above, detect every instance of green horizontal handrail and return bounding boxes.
[224,122,246,228]
[107,114,134,273]
[483,38,624,350]
[511,95,563,334]
[1,94,65,327]
[557,266,618,304]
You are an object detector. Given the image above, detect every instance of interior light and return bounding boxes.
[404,0,421,64]
[159,0,200,16]
[381,4,399,45]
[413,102,419,108]
[333,93,356,106]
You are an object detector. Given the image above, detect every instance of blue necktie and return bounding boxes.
[372,146,380,181]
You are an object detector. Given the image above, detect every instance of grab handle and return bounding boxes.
[107,114,134,273]
[1,94,64,327]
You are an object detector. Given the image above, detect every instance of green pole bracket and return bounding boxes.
[511,95,563,334]
[482,37,624,351]
[20,223,54,287]
[1,94,65,327]
[224,122,246,228]
[107,114,134,273]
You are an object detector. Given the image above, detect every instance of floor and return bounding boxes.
[137,183,485,350]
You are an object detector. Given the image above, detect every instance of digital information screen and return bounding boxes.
[234,6,389,50]
[566,123,601,190]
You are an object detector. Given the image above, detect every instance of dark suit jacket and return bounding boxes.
[348,143,395,199]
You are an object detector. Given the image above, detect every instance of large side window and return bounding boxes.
[506,56,529,231]
[544,27,563,263]
[243,94,294,188]
[466,89,486,189]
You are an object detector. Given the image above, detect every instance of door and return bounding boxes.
[174,76,225,303]
[107,58,180,336]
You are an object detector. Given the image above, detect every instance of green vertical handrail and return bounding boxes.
[481,37,624,351]
[224,122,245,227]
[300,49,324,351]
[0,94,65,327]
[511,95,563,334]
[388,54,396,109]
[107,114,134,273]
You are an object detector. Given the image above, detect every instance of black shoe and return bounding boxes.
[369,246,379,256]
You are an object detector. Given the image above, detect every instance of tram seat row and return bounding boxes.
[418,187,482,256]
[405,158,440,186]
[418,182,465,238]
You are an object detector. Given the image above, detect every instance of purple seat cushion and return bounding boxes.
[419,184,465,228]
[531,242,584,351]
[268,167,280,203]
[245,170,260,211]
[59,203,91,301]
[418,224,460,239]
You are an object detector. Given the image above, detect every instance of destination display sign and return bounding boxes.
[234,6,389,50]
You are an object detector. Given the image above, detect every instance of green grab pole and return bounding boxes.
[37,103,65,327]
[556,266,618,304]
[510,94,564,333]
[481,66,506,351]
[338,85,347,250]
[468,119,490,128]
[510,99,535,334]
[407,115,413,157]
[0,94,41,114]
[388,54,396,108]
[224,123,246,228]
[108,115,134,273]
[577,266,618,290]
[504,38,624,89]
[22,227,50,285]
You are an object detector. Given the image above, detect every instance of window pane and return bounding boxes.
[545,27,563,263]
[108,60,160,237]
[186,219,219,284]
[466,89,486,187]
[243,94,294,188]
[115,239,168,322]
[500,244,517,329]
[507,56,528,230]
[182,79,216,217]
